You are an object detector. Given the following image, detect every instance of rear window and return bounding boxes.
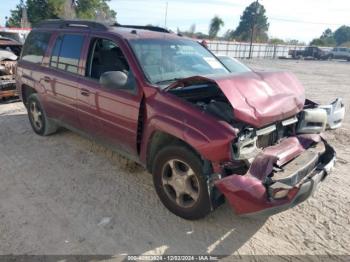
[21,31,51,64]
[49,34,84,74]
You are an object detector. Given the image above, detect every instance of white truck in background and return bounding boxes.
[330,47,350,61]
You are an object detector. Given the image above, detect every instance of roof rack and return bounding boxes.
[114,23,171,33]
[36,19,172,34]
[37,19,109,31]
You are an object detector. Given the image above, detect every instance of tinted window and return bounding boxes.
[50,37,62,68]
[21,31,51,64]
[50,34,84,74]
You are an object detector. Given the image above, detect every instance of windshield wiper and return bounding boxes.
[155,78,183,85]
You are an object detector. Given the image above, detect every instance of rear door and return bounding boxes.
[44,33,85,128]
[78,35,143,157]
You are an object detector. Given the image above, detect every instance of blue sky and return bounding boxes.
[1,0,349,42]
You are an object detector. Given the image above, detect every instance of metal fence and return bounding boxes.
[207,40,306,59]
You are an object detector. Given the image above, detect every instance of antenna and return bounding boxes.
[164,1,168,28]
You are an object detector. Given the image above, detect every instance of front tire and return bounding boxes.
[152,144,211,220]
[27,94,58,136]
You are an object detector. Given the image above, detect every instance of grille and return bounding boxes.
[257,131,278,148]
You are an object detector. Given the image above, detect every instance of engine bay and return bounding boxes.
[168,82,338,167]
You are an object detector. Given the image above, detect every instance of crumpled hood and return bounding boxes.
[168,71,305,128]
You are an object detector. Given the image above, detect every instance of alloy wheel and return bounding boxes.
[161,159,200,208]
[29,101,43,131]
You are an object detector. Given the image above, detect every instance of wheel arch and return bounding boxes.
[145,131,204,173]
[21,84,37,107]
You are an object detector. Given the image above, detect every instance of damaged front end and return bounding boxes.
[0,41,22,99]
[0,60,18,99]
[215,135,336,215]
[167,72,342,216]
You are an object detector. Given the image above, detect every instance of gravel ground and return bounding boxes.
[0,60,349,258]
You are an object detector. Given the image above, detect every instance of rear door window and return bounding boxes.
[49,34,84,74]
[21,31,51,64]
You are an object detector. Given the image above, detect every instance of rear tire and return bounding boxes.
[27,94,58,136]
[152,144,211,220]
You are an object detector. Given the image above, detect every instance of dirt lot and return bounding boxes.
[0,60,349,257]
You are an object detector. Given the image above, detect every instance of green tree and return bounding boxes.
[49,0,76,19]
[286,39,305,46]
[6,0,26,27]
[7,0,58,27]
[334,26,350,46]
[6,0,116,27]
[234,1,269,42]
[340,41,350,48]
[75,0,116,21]
[27,0,58,25]
[269,38,285,45]
[223,29,234,41]
[208,16,224,39]
[309,28,336,46]
[177,25,208,39]
[321,28,333,39]
[310,38,327,46]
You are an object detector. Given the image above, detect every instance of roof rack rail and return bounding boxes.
[36,20,172,34]
[114,23,171,33]
[37,19,109,31]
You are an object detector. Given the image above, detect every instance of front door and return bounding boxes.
[78,37,142,156]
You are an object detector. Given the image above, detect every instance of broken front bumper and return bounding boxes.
[215,136,336,216]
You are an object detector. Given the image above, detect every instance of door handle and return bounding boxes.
[43,76,51,83]
[80,88,90,97]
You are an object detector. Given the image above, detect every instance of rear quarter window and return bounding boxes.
[21,31,51,64]
[49,34,84,74]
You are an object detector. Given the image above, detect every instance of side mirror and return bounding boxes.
[99,71,128,89]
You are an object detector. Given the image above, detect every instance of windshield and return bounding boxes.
[217,56,251,73]
[129,38,228,86]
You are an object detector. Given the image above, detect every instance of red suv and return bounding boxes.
[16,20,344,220]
